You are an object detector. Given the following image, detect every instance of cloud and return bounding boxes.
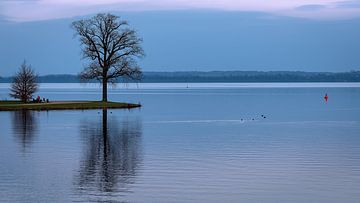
[335,0,360,8]
[1,0,360,22]
[295,4,327,11]
[281,1,360,20]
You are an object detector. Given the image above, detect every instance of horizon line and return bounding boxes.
[1,70,360,78]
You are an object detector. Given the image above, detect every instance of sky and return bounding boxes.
[0,0,360,76]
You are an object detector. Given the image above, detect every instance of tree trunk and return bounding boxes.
[102,78,108,102]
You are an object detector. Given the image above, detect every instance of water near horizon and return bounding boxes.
[1,83,360,202]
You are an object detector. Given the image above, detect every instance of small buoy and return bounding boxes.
[324,93,329,102]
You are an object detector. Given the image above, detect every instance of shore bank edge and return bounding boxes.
[0,101,141,111]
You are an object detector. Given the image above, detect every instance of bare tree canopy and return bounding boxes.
[72,13,144,101]
[9,61,39,102]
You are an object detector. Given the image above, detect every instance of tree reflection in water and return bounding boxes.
[75,109,142,201]
[11,110,38,152]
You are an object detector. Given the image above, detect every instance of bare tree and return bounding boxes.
[72,13,144,102]
[9,61,38,102]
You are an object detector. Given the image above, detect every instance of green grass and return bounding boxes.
[0,100,141,111]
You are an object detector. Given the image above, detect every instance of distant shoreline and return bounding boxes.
[1,71,360,83]
[1,82,360,90]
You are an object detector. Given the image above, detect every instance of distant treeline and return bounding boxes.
[1,71,360,83]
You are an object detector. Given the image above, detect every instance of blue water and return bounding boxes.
[0,83,360,202]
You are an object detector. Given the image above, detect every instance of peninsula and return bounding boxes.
[0,100,141,111]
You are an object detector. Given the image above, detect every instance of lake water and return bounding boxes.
[1,83,360,202]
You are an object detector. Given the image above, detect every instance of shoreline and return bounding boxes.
[1,82,359,90]
[0,100,141,111]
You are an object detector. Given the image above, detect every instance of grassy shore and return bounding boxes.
[0,100,141,111]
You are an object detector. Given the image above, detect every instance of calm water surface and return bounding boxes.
[1,83,360,202]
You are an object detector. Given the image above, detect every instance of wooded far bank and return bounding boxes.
[1,71,359,83]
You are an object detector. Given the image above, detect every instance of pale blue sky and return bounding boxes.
[0,1,360,76]
[2,0,360,21]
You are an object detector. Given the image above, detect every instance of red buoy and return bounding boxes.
[324,93,328,102]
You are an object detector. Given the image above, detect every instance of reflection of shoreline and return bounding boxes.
[11,110,38,152]
[74,110,142,201]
